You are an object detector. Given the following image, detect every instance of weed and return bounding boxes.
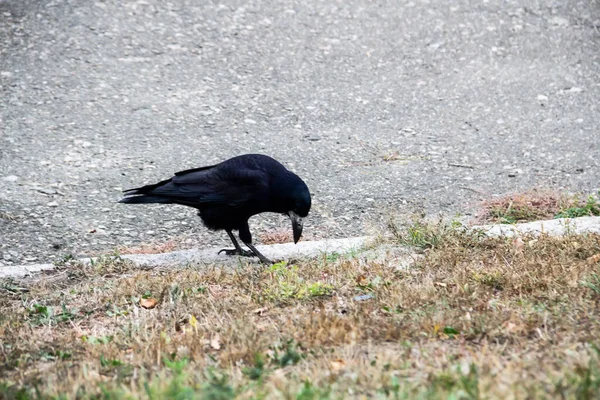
[82,335,114,345]
[471,271,506,291]
[478,189,600,224]
[270,339,305,368]
[296,380,332,400]
[106,303,129,318]
[53,253,76,267]
[200,368,236,400]
[40,350,72,361]
[262,261,334,302]
[581,272,600,296]
[389,214,477,251]
[242,353,267,381]
[555,192,600,219]
[27,303,78,326]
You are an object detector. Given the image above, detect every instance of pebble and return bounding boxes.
[2,175,19,182]
[549,16,569,26]
[304,135,321,141]
[47,201,59,207]
[353,294,374,301]
[508,169,523,177]
[537,94,548,102]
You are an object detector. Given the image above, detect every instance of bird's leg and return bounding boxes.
[244,242,273,265]
[218,230,255,257]
[238,223,272,264]
[219,223,273,265]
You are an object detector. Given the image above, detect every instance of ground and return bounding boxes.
[1,220,600,398]
[1,0,599,266]
[1,1,600,397]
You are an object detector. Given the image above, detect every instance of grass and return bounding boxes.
[555,193,600,219]
[477,189,600,224]
[2,220,600,399]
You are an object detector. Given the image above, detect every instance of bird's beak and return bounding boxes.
[288,211,303,244]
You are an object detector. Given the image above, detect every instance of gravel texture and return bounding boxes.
[1,0,599,267]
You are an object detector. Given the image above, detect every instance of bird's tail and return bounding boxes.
[118,195,173,204]
[119,177,175,205]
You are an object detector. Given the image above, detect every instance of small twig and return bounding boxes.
[459,186,487,195]
[343,161,378,167]
[448,163,475,169]
[0,284,30,293]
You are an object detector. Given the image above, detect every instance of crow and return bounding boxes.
[118,154,311,264]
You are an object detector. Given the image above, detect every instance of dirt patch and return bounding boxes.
[475,188,600,225]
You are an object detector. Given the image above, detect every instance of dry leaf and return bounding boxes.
[513,237,525,252]
[502,320,523,333]
[587,254,600,264]
[189,314,198,329]
[140,297,158,309]
[504,322,517,332]
[434,282,447,288]
[330,359,346,371]
[210,334,221,350]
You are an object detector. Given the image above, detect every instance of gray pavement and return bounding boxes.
[1,0,599,267]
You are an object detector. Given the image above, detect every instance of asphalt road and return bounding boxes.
[1,0,599,266]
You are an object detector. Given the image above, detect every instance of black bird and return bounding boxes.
[118,154,311,264]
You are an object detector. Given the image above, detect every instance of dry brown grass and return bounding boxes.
[475,188,600,225]
[475,189,572,224]
[2,223,600,399]
[0,212,19,221]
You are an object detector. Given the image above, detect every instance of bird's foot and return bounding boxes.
[218,248,255,257]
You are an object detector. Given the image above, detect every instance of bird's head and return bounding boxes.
[280,175,311,244]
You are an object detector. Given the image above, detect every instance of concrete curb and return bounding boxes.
[0,236,372,279]
[470,216,600,237]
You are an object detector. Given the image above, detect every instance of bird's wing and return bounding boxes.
[146,167,270,208]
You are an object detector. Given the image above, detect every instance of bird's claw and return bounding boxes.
[217,247,273,265]
[218,248,255,257]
